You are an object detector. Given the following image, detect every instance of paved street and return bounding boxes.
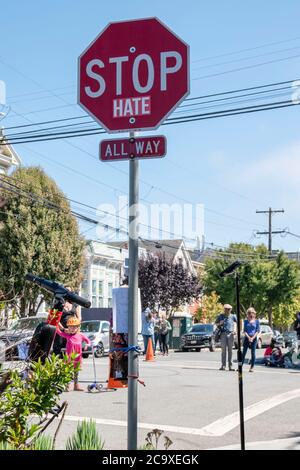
[44,349,300,450]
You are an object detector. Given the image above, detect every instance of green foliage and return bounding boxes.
[195,292,223,323]
[31,434,54,450]
[0,167,84,314]
[0,441,17,450]
[273,297,300,330]
[139,443,156,450]
[0,354,75,448]
[203,243,300,321]
[66,420,105,450]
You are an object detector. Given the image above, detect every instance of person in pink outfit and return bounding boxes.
[56,316,90,391]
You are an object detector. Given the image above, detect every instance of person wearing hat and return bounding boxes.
[215,304,237,371]
[56,316,90,391]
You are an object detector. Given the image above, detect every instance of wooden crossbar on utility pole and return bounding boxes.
[255,207,285,253]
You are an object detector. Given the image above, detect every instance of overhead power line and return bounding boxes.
[192,35,300,63]
[193,52,300,80]
[0,176,286,260]
[3,78,299,133]
[1,99,299,146]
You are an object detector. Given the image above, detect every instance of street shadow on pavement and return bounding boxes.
[286,432,300,449]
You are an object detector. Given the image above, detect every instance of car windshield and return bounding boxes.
[285,331,296,338]
[11,318,43,331]
[81,321,101,333]
[189,324,213,333]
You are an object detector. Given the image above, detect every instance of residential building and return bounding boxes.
[0,130,21,175]
[110,238,198,277]
[80,240,123,308]
[110,238,202,316]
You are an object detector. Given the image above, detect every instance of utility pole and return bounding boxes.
[128,132,139,451]
[255,208,285,327]
[255,208,285,254]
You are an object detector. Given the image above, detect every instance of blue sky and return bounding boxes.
[1,0,300,252]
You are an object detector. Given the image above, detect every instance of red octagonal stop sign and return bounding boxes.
[78,17,189,133]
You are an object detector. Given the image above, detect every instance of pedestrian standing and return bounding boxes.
[241,307,260,372]
[293,311,300,343]
[153,312,161,355]
[56,317,90,391]
[215,304,237,371]
[53,290,80,357]
[158,315,172,356]
[141,308,155,355]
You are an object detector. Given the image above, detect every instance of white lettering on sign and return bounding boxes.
[153,140,160,152]
[84,51,183,98]
[113,96,151,118]
[109,56,129,95]
[132,54,154,93]
[135,139,161,155]
[102,138,163,159]
[85,59,106,98]
[160,51,182,91]
[105,144,128,157]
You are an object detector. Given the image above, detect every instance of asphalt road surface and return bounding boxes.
[34,349,300,450]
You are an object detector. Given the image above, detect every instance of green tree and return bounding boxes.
[273,296,300,331]
[0,167,84,315]
[195,292,223,323]
[203,243,300,325]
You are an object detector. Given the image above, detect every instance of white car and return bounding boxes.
[81,320,110,358]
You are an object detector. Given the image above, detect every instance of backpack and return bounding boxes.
[214,328,222,342]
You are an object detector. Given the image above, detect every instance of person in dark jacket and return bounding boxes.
[53,298,80,356]
[293,311,300,340]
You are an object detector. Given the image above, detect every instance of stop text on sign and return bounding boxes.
[100,136,167,161]
[78,18,189,132]
[85,52,182,96]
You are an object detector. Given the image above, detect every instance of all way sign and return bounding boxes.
[100,136,167,161]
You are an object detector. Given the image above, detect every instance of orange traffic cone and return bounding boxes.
[144,337,155,361]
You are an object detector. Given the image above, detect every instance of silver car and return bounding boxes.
[81,320,110,358]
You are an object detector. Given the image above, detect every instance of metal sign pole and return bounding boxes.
[235,271,245,450]
[128,131,139,450]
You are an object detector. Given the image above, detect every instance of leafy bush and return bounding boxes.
[31,434,54,450]
[66,420,105,450]
[0,354,75,449]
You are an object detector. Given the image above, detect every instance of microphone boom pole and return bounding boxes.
[219,261,245,451]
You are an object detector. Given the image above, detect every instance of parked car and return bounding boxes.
[273,329,285,347]
[283,331,297,349]
[180,323,219,352]
[81,320,110,358]
[257,324,276,348]
[234,323,276,349]
[0,315,48,360]
[137,334,144,353]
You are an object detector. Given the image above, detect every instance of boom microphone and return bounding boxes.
[219,261,242,278]
[25,274,91,308]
